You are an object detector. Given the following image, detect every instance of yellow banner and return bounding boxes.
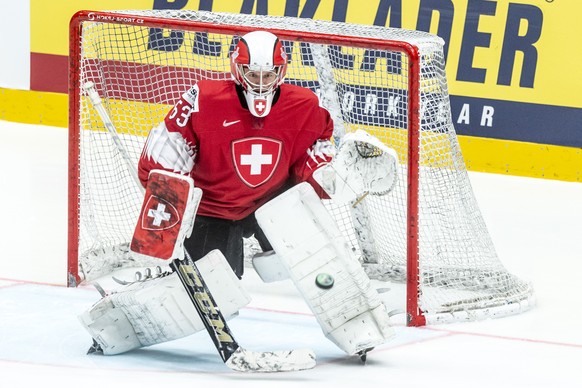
[32,0,581,109]
[24,0,582,182]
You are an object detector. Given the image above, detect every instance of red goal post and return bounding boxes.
[68,10,534,326]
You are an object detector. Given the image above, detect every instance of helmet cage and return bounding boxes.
[230,31,288,117]
[237,65,283,96]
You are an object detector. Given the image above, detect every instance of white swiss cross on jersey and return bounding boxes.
[232,137,282,187]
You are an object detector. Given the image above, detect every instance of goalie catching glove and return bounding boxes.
[314,130,399,205]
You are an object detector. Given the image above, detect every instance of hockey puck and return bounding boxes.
[315,273,334,289]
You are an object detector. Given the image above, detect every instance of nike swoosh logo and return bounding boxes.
[223,119,241,127]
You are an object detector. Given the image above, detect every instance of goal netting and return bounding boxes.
[68,9,534,325]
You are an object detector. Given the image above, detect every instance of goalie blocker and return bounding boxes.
[130,170,201,261]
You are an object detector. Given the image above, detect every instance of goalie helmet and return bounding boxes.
[230,31,288,117]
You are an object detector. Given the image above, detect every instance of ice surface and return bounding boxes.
[1,120,581,387]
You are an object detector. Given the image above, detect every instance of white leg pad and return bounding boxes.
[78,250,251,355]
[255,182,394,355]
[252,250,290,283]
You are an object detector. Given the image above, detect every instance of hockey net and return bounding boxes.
[68,10,534,325]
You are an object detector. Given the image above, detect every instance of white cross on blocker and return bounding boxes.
[148,203,171,226]
[240,144,272,175]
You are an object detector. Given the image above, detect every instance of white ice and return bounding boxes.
[0,120,581,387]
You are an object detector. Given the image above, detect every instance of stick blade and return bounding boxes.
[226,347,316,372]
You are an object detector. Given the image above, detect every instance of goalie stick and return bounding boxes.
[83,81,316,372]
[171,251,315,372]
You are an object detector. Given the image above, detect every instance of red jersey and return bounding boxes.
[138,80,334,220]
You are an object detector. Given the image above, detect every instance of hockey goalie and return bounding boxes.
[79,30,399,369]
[79,130,398,363]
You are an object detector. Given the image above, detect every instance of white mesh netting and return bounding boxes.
[70,10,534,324]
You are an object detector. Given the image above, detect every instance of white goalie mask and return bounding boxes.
[230,31,288,117]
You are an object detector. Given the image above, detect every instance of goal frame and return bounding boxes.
[68,9,426,325]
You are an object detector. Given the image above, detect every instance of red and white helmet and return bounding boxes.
[230,31,288,117]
